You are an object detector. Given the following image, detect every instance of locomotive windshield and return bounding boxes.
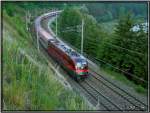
[75,58,88,69]
[75,59,87,64]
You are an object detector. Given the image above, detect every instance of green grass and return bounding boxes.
[135,85,147,94]
[2,5,91,110]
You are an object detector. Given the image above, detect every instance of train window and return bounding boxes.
[55,40,59,44]
[71,51,79,57]
[75,58,87,64]
[66,49,72,55]
[61,45,67,51]
[50,39,56,43]
[62,47,66,52]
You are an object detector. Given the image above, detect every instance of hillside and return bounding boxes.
[85,2,147,23]
[2,3,90,110]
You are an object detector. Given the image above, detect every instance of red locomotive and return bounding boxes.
[35,11,89,80]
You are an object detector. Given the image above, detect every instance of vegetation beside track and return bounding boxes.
[2,2,90,110]
[51,5,148,93]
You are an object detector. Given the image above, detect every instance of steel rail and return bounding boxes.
[83,80,122,111]
[88,72,146,110]
[89,69,148,107]
[78,82,110,110]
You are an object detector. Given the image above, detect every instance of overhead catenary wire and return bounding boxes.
[61,29,81,33]
[104,42,145,56]
[118,37,148,44]
[49,11,147,84]
[60,25,147,57]
[60,25,82,33]
[58,34,147,83]
[86,54,147,83]
[64,25,82,29]
[59,21,84,55]
[83,52,147,83]
[60,39,147,84]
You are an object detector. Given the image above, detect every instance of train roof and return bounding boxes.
[49,38,86,61]
[39,28,54,40]
[36,10,86,63]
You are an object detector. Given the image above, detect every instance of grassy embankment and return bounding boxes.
[2,6,91,110]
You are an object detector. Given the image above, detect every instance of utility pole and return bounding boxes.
[26,12,28,31]
[60,19,84,54]
[28,10,31,31]
[36,28,40,52]
[81,19,84,55]
[28,10,31,23]
[26,10,31,31]
[55,12,58,37]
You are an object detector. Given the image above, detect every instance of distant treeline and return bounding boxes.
[3,1,147,22]
[85,3,147,22]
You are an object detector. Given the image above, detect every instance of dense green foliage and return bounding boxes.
[2,2,90,110]
[98,13,148,87]
[56,6,148,88]
[86,3,147,22]
[58,7,105,57]
[58,7,82,48]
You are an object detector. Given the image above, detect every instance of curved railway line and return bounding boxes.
[33,10,148,111]
[90,70,148,106]
[88,71,147,111]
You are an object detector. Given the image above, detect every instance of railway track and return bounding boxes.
[40,39,147,111]
[79,81,122,111]
[87,70,148,111]
[33,35,146,111]
[38,39,120,110]
[38,42,108,110]
[33,11,148,111]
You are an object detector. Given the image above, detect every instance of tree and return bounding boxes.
[58,7,101,57]
[98,12,148,87]
[58,7,82,46]
[83,14,101,57]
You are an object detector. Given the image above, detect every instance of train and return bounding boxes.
[35,11,89,80]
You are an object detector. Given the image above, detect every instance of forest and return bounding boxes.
[86,3,147,22]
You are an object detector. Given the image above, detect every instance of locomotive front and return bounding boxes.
[74,58,89,78]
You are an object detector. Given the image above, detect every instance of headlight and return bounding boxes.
[81,66,84,69]
[76,63,81,67]
[76,63,82,69]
